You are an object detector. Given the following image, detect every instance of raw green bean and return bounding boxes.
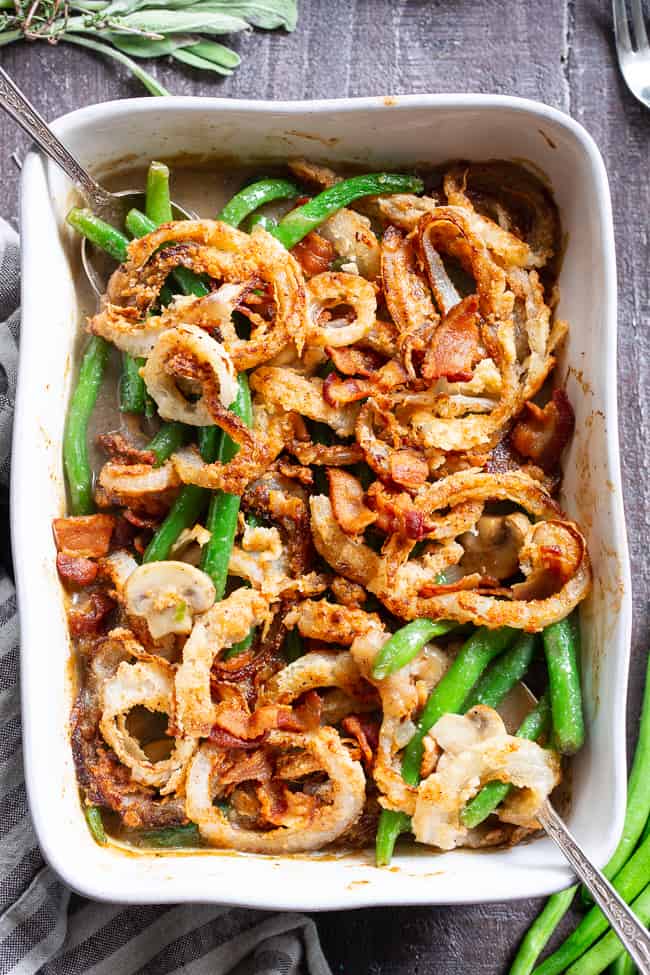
[284,629,304,663]
[84,805,107,845]
[145,160,173,225]
[63,336,111,515]
[136,823,201,848]
[543,612,585,755]
[218,177,299,228]
[66,207,128,262]
[461,694,550,828]
[534,796,650,974]
[372,618,458,680]
[375,811,412,867]
[401,626,517,786]
[119,352,148,414]
[564,884,650,975]
[143,485,208,563]
[464,633,537,710]
[200,374,254,598]
[582,654,650,904]
[146,421,190,466]
[508,887,578,975]
[272,173,424,250]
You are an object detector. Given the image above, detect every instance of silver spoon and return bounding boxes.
[518,685,650,973]
[0,64,194,296]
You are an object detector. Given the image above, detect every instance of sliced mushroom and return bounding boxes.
[458,512,530,580]
[124,561,216,640]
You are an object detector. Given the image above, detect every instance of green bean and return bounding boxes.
[143,485,208,563]
[508,887,578,975]
[401,626,517,786]
[284,628,304,663]
[543,612,585,755]
[247,213,278,233]
[464,633,537,710]
[146,421,190,467]
[63,336,111,515]
[461,694,551,828]
[218,177,299,228]
[272,173,424,250]
[137,823,201,848]
[66,207,128,262]
[145,160,173,225]
[534,830,650,974]
[119,352,147,414]
[582,653,650,904]
[610,953,636,975]
[375,811,412,867]
[84,804,107,845]
[372,618,458,681]
[198,425,223,463]
[200,374,254,598]
[564,884,650,975]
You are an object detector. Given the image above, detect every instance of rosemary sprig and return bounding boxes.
[0,0,297,91]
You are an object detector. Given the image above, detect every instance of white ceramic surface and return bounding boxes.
[14,94,629,909]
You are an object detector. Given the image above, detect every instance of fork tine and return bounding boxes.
[613,0,633,52]
[631,0,650,50]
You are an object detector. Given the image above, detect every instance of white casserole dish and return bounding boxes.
[14,93,629,910]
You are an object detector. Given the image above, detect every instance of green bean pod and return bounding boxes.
[463,633,537,711]
[508,887,578,975]
[218,177,299,228]
[84,804,107,845]
[563,883,650,975]
[143,485,209,563]
[63,336,111,515]
[146,421,191,467]
[372,618,458,681]
[119,353,148,414]
[543,613,585,755]
[135,823,201,848]
[66,207,129,262]
[375,810,412,867]
[145,160,173,225]
[272,173,424,250]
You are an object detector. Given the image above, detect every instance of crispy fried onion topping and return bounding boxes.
[250,367,359,438]
[310,469,591,630]
[142,324,243,430]
[94,221,306,369]
[185,728,365,852]
[306,271,376,347]
[100,654,197,795]
[412,706,560,849]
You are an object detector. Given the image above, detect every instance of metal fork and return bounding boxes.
[613,0,650,108]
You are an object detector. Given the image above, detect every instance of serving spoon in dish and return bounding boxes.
[0,64,194,296]
[517,685,650,973]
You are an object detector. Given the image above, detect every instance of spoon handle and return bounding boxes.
[0,65,112,211]
[539,801,650,974]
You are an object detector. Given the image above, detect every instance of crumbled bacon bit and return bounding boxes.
[56,552,98,588]
[327,469,376,535]
[326,345,383,377]
[96,432,155,466]
[389,448,429,491]
[291,231,335,277]
[209,727,266,750]
[422,294,483,382]
[510,389,575,473]
[52,514,115,559]
[342,714,379,769]
[123,509,161,530]
[322,372,370,408]
[366,482,428,539]
[219,750,273,786]
[68,591,117,636]
[110,517,136,550]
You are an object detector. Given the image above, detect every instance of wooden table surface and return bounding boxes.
[2,2,649,971]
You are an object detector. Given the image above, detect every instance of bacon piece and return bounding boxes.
[52,514,115,559]
[510,389,575,473]
[123,509,161,530]
[96,432,156,466]
[209,727,266,750]
[68,591,117,636]
[366,482,427,539]
[422,294,483,382]
[342,714,380,769]
[389,448,429,491]
[327,469,376,536]
[110,517,137,550]
[291,231,335,277]
[256,780,317,827]
[212,690,322,741]
[322,372,370,408]
[219,750,273,786]
[326,345,383,377]
[56,552,99,587]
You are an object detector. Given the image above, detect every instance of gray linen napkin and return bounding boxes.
[0,218,333,975]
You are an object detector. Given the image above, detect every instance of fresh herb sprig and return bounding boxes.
[0,0,297,93]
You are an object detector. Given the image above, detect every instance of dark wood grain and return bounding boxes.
[2,2,649,972]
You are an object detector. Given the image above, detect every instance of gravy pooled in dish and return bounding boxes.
[57,158,590,861]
